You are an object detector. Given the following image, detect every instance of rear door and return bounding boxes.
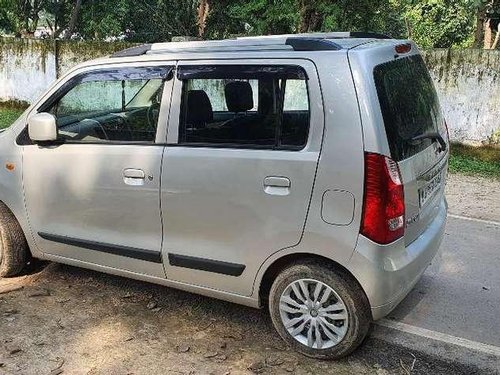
[161,59,323,296]
[373,54,449,244]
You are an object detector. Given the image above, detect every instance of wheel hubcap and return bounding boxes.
[278,279,349,350]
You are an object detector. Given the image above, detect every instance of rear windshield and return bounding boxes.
[374,55,442,161]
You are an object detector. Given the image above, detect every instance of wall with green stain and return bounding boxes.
[0,37,135,106]
[422,49,500,144]
[56,40,136,76]
[0,37,57,104]
[1,38,498,143]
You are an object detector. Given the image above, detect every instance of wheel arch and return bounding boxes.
[0,199,34,258]
[257,252,370,312]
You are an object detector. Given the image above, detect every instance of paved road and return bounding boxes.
[388,215,500,347]
[371,214,500,371]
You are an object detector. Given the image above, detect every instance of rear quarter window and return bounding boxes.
[374,55,443,161]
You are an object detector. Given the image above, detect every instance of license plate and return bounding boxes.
[418,172,442,207]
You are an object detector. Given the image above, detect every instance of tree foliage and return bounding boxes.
[404,0,476,48]
[0,0,498,49]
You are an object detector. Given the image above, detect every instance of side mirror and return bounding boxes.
[28,113,58,142]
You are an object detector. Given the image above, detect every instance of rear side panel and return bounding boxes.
[348,41,448,316]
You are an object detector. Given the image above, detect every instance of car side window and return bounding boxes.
[43,66,171,143]
[281,79,310,147]
[177,65,310,149]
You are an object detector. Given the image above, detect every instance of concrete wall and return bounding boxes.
[422,49,500,145]
[0,38,56,105]
[1,37,499,144]
[0,38,132,106]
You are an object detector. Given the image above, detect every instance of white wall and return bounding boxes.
[0,38,499,144]
[0,37,131,106]
[0,38,56,105]
[422,49,500,144]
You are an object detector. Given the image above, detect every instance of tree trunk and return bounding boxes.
[298,0,323,33]
[492,23,500,49]
[197,0,210,38]
[404,16,412,39]
[474,7,487,48]
[65,0,82,39]
[484,18,493,49]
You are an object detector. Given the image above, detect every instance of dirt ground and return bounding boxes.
[0,172,497,375]
[445,173,500,222]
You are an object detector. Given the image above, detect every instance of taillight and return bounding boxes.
[361,152,405,244]
[395,43,412,54]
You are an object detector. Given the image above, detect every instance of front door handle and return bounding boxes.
[123,168,145,185]
[264,176,291,188]
[263,176,291,196]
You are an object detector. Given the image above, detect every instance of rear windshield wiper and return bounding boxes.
[411,132,447,152]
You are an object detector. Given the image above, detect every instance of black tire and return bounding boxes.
[0,202,29,277]
[268,260,371,359]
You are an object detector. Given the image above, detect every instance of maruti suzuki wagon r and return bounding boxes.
[0,31,448,359]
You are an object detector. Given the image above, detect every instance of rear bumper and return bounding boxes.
[348,198,447,320]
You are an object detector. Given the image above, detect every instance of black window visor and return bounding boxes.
[177,65,308,80]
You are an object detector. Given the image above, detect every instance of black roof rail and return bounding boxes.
[111,44,152,58]
[285,37,342,51]
[349,32,392,39]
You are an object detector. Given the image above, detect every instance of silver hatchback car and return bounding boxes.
[0,32,448,359]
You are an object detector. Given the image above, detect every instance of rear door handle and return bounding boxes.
[123,168,145,185]
[263,176,291,196]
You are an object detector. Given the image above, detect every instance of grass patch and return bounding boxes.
[449,143,500,179]
[0,107,25,129]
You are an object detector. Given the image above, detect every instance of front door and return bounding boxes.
[22,63,174,277]
[161,60,324,295]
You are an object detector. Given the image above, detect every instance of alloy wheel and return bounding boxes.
[278,278,349,349]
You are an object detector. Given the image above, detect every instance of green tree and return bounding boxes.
[473,0,500,48]
[205,0,406,39]
[1,0,495,50]
[403,0,476,48]
[0,0,16,33]
[126,0,198,42]
[0,0,46,36]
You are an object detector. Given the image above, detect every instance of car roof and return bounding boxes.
[68,32,410,74]
[109,32,394,58]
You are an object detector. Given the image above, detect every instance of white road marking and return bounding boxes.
[376,319,500,357]
[448,213,500,227]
